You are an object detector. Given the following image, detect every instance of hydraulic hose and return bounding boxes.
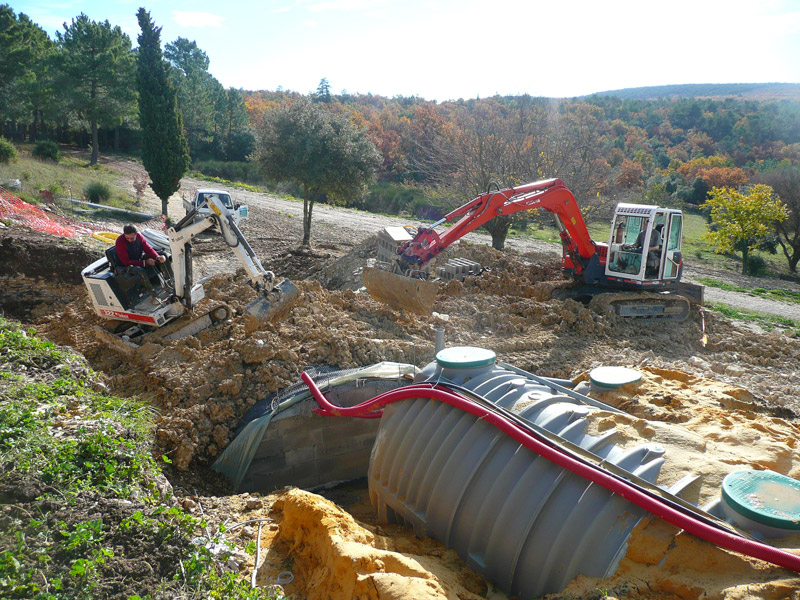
[300,373,800,574]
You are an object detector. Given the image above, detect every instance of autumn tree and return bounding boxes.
[136,8,190,217]
[448,99,519,249]
[252,97,381,247]
[758,166,800,272]
[615,159,644,189]
[55,14,136,165]
[695,166,748,190]
[702,185,788,274]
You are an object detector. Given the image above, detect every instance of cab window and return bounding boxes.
[668,214,682,251]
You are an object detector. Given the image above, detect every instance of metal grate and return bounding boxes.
[89,283,109,307]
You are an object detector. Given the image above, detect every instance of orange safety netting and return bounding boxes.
[0,186,166,238]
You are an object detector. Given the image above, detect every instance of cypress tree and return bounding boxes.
[135,8,190,218]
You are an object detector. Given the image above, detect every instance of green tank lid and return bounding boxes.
[436,346,496,369]
[589,366,642,390]
[721,470,800,530]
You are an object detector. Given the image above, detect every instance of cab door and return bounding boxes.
[662,213,683,280]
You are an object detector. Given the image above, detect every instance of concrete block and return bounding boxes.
[285,445,315,466]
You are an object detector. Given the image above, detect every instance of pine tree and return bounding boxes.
[56,14,135,165]
[135,8,190,218]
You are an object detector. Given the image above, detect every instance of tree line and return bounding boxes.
[247,89,800,265]
[0,4,252,164]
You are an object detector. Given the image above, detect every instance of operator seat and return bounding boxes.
[105,247,142,304]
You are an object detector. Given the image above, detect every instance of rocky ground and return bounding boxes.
[3,157,800,599]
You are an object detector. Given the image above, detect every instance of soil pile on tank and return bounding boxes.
[544,368,800,599]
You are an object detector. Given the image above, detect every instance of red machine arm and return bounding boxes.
[397,178,596,273]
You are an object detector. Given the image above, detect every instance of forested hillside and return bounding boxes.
[592,82,800,101]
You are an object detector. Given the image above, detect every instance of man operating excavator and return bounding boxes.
[115,224,166,304]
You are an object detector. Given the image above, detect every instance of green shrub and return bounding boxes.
[32,140,61,162]
[47,181,67,198]
[84,181,113,204]
[358,182,436,217]
[0,137,18,164]
[744,255,769,277]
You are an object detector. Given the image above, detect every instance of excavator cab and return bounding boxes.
[605,204,683,284]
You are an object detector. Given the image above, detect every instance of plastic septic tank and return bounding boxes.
[371,346,679,599]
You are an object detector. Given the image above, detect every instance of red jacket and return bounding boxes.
[115,232,158,267]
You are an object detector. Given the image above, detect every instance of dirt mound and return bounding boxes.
[0,228,101,283]
[36,272,436,470]
[0,275,84,321]
[270,488,496,600]
[30,232,800,473]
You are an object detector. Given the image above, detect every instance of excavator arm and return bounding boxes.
[396,178,596,275]
[169,195,298,320]
[169,196,276,305]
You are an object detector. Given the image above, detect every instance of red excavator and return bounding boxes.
[362,178,701,320]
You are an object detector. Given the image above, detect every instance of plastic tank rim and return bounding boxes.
[435,346,497,369]
[721,469,800,531]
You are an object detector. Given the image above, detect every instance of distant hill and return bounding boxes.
[589,83,800,101]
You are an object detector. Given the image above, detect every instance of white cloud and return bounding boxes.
[171,11,225,28]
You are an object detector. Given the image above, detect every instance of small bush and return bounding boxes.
[744,255,769,277]
[84,181,113,204]
[46,182,67,198]
[0,137,18,164]
[32,140,61,162]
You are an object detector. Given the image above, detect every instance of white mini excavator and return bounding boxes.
[82,195,298,353]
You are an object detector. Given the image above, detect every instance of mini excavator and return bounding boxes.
[363,178,702,320]
[82,195,299,353]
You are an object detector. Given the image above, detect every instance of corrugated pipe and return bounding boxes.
[300,373,800,574]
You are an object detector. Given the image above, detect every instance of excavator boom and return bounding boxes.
[395,178,595,273]
[365,178,598,313]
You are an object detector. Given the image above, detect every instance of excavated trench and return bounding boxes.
[3,227,800,599]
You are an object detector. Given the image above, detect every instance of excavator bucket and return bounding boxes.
[244,278,301,322]
[362,266,439,315]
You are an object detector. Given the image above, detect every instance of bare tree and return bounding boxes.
[758,166,800,272]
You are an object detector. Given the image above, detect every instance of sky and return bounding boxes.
[10,0,800,101]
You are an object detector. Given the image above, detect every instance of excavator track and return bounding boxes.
[588,291,692,322]
[93,303,233,355]
[155,303,233,342]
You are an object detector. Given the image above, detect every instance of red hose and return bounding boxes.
[300,372,800,573]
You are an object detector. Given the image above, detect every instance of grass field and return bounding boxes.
[0,145,136,209]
